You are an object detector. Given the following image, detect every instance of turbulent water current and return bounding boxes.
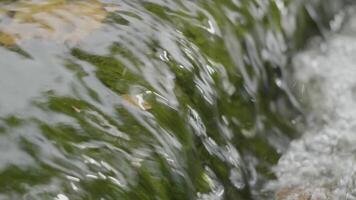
[269,7,356,200]
[0,0,351,199]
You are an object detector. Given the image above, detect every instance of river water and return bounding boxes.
[0,0,350,199]
[269,6,356,200]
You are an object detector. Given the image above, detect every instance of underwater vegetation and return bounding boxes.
[0,0,350,199]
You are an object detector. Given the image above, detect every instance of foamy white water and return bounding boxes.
[269,7,356,200]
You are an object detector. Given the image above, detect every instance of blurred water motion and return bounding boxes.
[270,6,356,199]
[0,0,349,199]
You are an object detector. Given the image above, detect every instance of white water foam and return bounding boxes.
[269,7,356,200]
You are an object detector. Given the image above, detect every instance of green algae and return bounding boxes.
[0,0,349,199]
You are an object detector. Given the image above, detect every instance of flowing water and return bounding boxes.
[0,0,350,199]
[269,6,356,200]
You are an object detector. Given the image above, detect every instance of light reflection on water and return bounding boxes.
[0,0,349,199]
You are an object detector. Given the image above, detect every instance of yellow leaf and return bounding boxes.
[0,31,16,46]
[122,94,152,111]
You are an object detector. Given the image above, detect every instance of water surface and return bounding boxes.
[0,0,348,199]
[271,6,356,199]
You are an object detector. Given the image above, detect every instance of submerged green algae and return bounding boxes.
[0,0,349,199]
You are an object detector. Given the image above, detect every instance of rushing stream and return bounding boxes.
[269,6,356,199]
[0,0,351,199]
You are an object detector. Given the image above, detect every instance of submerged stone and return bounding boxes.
[276,187,330,200]
[0,0,116,45]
